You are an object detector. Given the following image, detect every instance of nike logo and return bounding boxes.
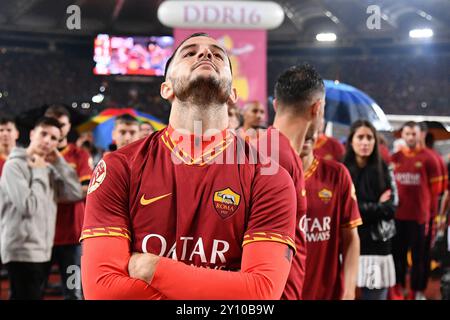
[140,193,172,206]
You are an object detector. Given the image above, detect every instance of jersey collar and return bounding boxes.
[162,125,233,166]
[304,157,320,181]
[401,146,423,157]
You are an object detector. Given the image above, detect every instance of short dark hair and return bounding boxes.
[44,104,71,121]
[402,121,419,131]
[163,32,232,78]
[0,115,17,127]
[274,64,325,114]
[34,116,63,130]
[419,122,428,132]
[115,114,139,126]
[139,121,152,128]
[425,132,435,148]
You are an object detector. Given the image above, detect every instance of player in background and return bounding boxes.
[81,33,297,300]
[390,121,442,300]
[313,118,345,162]
[44,105,93,300]
[418,125,448,298]
[139,122,154,139]
[257,64,325,299]
[378,133,392,165]
[301,123,361,299]
[236,100,266,142]
[0,115,20,296]
[112,114,141,150]
[0,115,19,176]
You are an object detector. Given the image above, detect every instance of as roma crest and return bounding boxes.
[213,187,241,219]
[87,160,106,194]
[318,188,333,204]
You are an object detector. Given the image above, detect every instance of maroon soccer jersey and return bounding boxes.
[256,127,307,300]
[301,158,361,300]
[0,154,6,176]
[55,143,92,245]
[313,134,345,162]
[82,127,296,273]
[427,148,447,218]
[379,144,391,165]
[391,147,441,224]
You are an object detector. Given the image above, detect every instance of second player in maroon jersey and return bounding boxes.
[301,125,361,300]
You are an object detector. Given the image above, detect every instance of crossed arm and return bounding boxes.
[82,236,293,300]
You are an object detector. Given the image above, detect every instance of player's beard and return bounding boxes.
[171,74,231,107]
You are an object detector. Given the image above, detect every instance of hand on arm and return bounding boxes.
[128,241,293,300]
[82,236,164,300]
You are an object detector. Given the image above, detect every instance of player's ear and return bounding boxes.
[227,87,238,105]
[272,99,278,112]
[160,80,174,101]
[310,99,322,121]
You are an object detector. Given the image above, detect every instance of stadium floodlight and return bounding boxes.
[316,33,337,42]
[409,28,433,39]
[92,94,104,103]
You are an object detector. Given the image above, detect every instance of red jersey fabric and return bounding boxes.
[0,154,6,176]
[428,148,448,193]
[391,147,441,224]
[379,144,391,165]
[54,143,92,245]
[302,158,362,300]
[427,148,447,220]
[313,134,345,162]
[82,127,296,276]
[82,236,292,300]
[256,127,307,300]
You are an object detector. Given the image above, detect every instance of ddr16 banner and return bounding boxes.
[174,28,267,113]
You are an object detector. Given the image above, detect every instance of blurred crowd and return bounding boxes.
[0,50,448,120]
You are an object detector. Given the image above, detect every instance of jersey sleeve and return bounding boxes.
[339,164,362,229]
[438,156,448,193]
[334,138,346,161]
[76,148,93,184]
[292,156,308,215]
[243,163,297,253]
[426,152,443,195]
[80,153,131,242]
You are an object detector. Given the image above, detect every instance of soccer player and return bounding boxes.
[257,64,325,299]
[313,118,345,162]
[44,105,93,299]
[241,100,265,132]
[112,114,140,149]
[0,117,82,299]
[418,127,448,298]
[139,122,154,139]
[236,100,266,141]
[0,115,19,296]
[391,121,442,300]
[378,133,391,165]
[81,33,297,300]
[301,124,361,300]
[0,115,19,176]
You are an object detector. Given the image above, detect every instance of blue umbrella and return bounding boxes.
[324,80,392,131]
